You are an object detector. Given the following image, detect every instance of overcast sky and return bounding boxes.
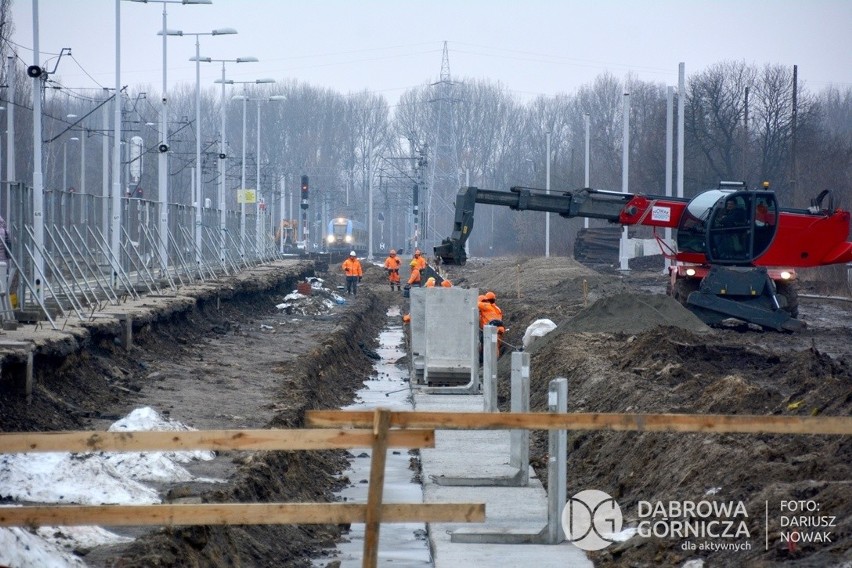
[9,0,852,108]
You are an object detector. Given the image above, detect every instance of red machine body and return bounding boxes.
[434,183,852,331]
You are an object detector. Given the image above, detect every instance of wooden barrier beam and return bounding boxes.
[364,409,391,568]
[305,410,852,436]
[0,502,486,527]
[0,428,435,453]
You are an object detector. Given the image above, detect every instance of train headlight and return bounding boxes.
[326,235,335,244]
[780,271,792,280]
[344,236,353,243]
[685,268,696,276]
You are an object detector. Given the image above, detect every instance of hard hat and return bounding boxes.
[485,291,497,302]
[389,249,396,255]
[349,251,356,257]
[478,295,486,302]
[441,279,452,288]
[425,277,436,287]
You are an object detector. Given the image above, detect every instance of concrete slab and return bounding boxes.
[410,289,427,383]
[422,288,478,386]
[413,391,592,567]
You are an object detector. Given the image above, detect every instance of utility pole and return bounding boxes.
[791,65,798,202]
[427,41,461,251]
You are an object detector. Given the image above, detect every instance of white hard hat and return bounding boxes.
[349,251,356,256]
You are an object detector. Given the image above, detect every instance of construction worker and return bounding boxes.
[440,279,453,288]
[407,259,422,288]
[412,248,427,271]
[383,249,402,291]
[478,291,505,356]
[424,277,436,288]
[342,251,363,296]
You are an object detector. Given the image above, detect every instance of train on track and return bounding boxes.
[325,217,368,259]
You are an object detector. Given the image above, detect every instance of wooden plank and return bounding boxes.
[305,410,852,436]
[0,428,435,453]
[363,409,390,568]
[0,502,486,527]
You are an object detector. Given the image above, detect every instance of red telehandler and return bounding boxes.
[434,182,852,331]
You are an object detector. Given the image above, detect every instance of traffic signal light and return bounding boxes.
[300,175,309,210]
[412,183,419,216]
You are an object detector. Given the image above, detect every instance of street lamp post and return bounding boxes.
[63,137,79,193]
[168,28,236,268]
[67,113,89,225]
[233,94,285,259]
[128,0,211,277]
[545,130,551,258]
[228,79,275,259]
[202,56,258,265]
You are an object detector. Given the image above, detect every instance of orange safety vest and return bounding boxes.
[408,266,421,286]
[342,257,363,277]
[478,301,503,329]
[384,256,401,271]
[384,256,401,282]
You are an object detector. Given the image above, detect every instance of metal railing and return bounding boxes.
[2,182,284,328]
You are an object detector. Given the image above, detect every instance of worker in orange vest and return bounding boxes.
[383,249,402,291]
[342,251,363,296]
[412,248,427,271]
[424,277,436,288]
[441,278,453,288]
[407,259,422,288]
[478,291,505,356]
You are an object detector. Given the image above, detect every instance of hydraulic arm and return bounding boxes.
[432,183,852,332]
[434,185,684,265]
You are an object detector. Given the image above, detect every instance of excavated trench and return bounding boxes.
[0,260,394,567]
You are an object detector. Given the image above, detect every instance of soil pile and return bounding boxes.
[561,293,711,335]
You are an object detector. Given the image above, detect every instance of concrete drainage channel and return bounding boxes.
[315,305,431,567]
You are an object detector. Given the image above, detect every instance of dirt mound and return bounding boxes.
[445,256,602,298]
[562,293,711,334]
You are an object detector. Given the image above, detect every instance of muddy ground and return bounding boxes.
[442,256,851,567]
[0,260,398,567]
[1,254,850,567]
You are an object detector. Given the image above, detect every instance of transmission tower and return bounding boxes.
[426,41,461,251]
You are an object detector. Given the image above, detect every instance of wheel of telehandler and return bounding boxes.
[669,277,700,307]
[775,281,799,318]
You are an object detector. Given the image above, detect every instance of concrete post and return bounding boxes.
[482,325,498,412]
[470,306,480,392]
[509,352,530,484]
[545,377,568,544]
[118,315,133,351]
[25,348,33,404]
[434,349,529,489]
[449,376,570,543]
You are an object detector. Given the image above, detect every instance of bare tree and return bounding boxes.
[686,61,755,189]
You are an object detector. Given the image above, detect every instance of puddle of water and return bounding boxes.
[314,307,431,567]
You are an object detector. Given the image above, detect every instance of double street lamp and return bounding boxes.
[128,0,212,276]
[165,27,237,265]
[224,79,276,257]
[233,93,285,257]
[199,56,259,263]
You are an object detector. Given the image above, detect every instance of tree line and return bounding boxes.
[1,17,849,256]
